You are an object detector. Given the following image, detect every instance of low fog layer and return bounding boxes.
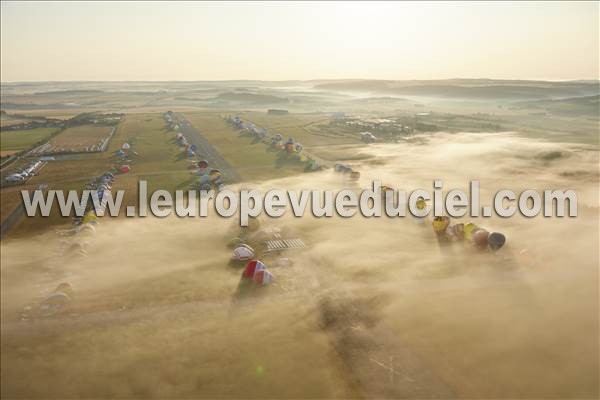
[1,132,598,398]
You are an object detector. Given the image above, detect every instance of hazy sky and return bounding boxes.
[1,1,598,82]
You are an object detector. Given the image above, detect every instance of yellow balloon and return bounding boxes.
[432,216,450,233]
[464,223,479,240]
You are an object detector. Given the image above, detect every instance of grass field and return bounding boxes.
[2,111,363,234]
[235,111,367,162]
[48,125,112,151]
[0,127,57,156]
[0,116,30,127]
[0,186,33,223]
[111,113,192,198]
[1,109,101,120]
[185,112,308,181]
[3,113,192,236]
[242,112,361,147]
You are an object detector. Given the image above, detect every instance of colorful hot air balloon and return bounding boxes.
[253,269,274,286]
[232,245,255,262]
[243,260,267,279]
[471,229,490,250]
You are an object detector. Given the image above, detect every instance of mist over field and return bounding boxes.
[2,127,598,398]
[1,1,599,398]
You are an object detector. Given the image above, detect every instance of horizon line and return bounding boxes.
[2,77,599,85]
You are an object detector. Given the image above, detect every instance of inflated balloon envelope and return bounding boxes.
[243,260,267,279]
[253,269,274,286]
[232,244,255,261]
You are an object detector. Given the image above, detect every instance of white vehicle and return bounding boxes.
[5,174,25,182]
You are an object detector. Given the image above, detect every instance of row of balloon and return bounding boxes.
[165,115,226,192]
[34,141,137,318]
[225,115,322,172]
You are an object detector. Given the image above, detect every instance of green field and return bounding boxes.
[0,127,57,156]
[3,113,193,235]
[4,111,340,234]
[48,125,112,151]
[242,112,361,147]
[0,116,29,127]
[185,112,309,181]
[233,112,367,161]
[112,113,192,197]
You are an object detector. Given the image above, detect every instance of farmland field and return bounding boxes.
[0,127,57,156]
[111,113,192,197]
[184,112,308,181]
[242,112,361,147]
[48,125,113,152]
[0,116,29,127]
[4,113,192,236]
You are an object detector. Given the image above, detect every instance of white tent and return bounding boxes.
[122,143,131,150]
